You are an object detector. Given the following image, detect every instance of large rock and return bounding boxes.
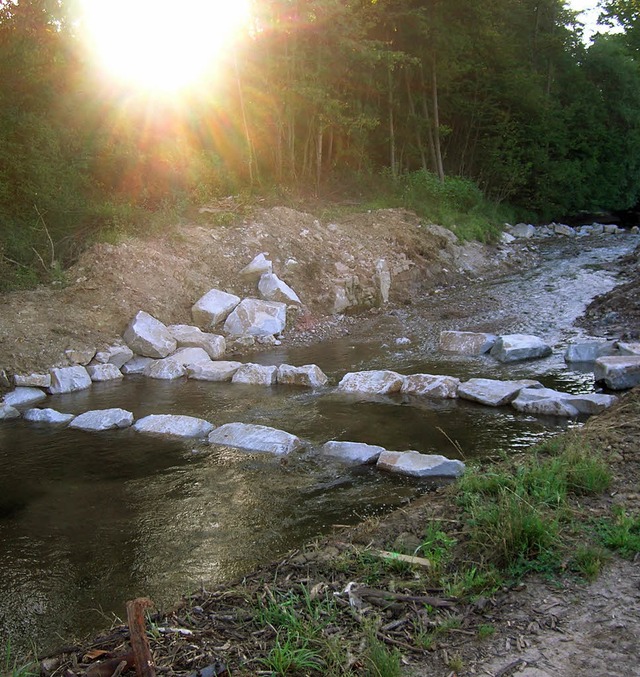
[208,422,303,455]
[0,404,20,420]
[239,252,272,279]
[321,440,385,464]
[65,347,96,365]
[69,408,134,431]
[617,342,640,356]
[24,408,76,424]
[191,289,241,329]
[277,364,328,388]
[337,370,404,395]
[564,341,618,363]
[554,223,576,237]
[86,364,124,382]
[510,223,536,238]
[377,450,465,478]
[231,363,278,385]
[143,359,187,380]
[49,366,92,394]
[375,259,391,304]
[133,414,214,439]
[401,374,460,398]
[94,343,134,368]
[258,273,301,304]
[123,311,177,358]
[121,356,155,374]
[512,387,618,417]
[13,373,51,388]
[3,387,47,407]
[167,324,226,359]
[223,298,287,337]
[187,361,243,382]
[594,356,640,390]
[490,334,552,363]
[166,347,212,366]
[458,378,539,407]
[439,331,497,355]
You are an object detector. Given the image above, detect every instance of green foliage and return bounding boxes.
[258,632,324,675]
[570,545,610,581]
[362,628,402,677]
[596,507,640,559]
[3,641,37,677]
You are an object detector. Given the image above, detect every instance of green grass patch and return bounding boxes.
[595,507,640,559]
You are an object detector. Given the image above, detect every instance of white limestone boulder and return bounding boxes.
[500,232,516,244]
[187,361,243,382]
[24,408,76,424]
[65,347,96,365]
[0,404,20,420]
[554,223,576,237]
[564,341,618,363]
[231,363,278,385]
[337,370,404,395]
[223,298,287,337]
[458,378,540,407]
[48,366,92,394]
[321,441,385,464]
[13,373,51,388]
[123,311,176,358]
[191,289,241,329]
[439,331,497,355]
[401,374,460,398]
[594,356,640,390]
[143,359,187,380]
[277,364,328,388]
[3,387,47,408]
[490,334,552,363]
[375,259,391,304]
[121,356,155,374]
[166,347,212,366]
[208,422,304,455]
[510,223,536,238]
[87,364,124,382]
[167,324,226,359]
[512,387,618,416]
[239,252,272,279]
[69,408,134,431]
[617,342,640,356]
[133,414,214,439]
[94,344,134,368]
[377,450,465,478]
[258,273,301,304]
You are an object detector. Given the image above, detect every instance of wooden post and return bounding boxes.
[126,598,156,677]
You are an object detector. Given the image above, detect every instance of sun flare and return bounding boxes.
[81,0,251,93]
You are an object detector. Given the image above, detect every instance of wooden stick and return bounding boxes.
[126,598,156,677]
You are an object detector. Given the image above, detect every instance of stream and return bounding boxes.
[0,235,636,656]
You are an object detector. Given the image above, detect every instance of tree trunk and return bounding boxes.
[388,62,397,177]
[431,52,445,183]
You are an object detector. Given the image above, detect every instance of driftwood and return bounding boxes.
[126,598,156,677]
[85,652,134,677]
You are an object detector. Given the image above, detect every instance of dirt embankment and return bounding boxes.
[0,206,532,378]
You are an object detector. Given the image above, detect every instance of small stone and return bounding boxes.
[0,404,20,420]
[239,252,272,279]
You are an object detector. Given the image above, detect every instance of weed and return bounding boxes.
[3,642,37,677]
[362,628,401,677]
[596,508,640,559]
[258,631,324,675]
[477,624,495,639]
[446,653,464,672]
[570,545,610,581]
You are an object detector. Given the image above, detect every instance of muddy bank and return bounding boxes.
[0,207,533,378]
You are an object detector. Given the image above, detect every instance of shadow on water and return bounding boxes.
[0,235,635,656]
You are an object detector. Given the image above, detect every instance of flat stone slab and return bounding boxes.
[439,331,497,355]
[133,414,214,439]
[594,356,640,390]
[49,366,92,394]
[69,408,134,431]
[3,387,47,408]
[208,422,304,455]
[13,373,51,388]
[231,363,277,385]
[337,370,404,395]
[321,440,385,464]
[401,374,460,398]
[192,289,241,329]
[377,450,465,478]
[490,334,552,363]
[121,356,155,374]
[458,378,537,407]
[123,310,177,358]
[512,387,618,417]
[564,341,618,363]
[187,361,243,382]
[143,359,187,380]
[24,408,76,424]
[168,324,226,359]
[0,404,20,420]
[87,364,124,382]
[277,364,328,388]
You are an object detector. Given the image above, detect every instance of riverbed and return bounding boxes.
[0,235,635,656]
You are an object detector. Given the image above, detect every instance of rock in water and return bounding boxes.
[86,364,124,382]
[223,298,287,337]
[377,450,465,478]
[69,408,134,431]
[187,361,243,382]
[401,374,460,398]
[167,324,226,359]
[439,331,496,355]
[208,422,304,455]
[337,370,404,395]
[276,364,328,388]
[490,334,552,363]
[123,311,177,358]
[24,408,76,424]
[3,387,47,407]
[458,378,539,407]
[594,356,640,390]
[321,441,385,464]
[133,414,214,439]
[48,366,92,394]
[231,363,278,385]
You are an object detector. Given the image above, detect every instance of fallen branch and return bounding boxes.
[126,598,156,677]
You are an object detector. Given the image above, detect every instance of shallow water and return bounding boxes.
[0,235,636,655]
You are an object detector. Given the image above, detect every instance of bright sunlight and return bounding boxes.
[81,0,251,93]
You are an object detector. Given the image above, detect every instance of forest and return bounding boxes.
[1,0,640,289]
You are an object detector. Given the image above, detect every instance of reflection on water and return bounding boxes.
[0,236,634,656]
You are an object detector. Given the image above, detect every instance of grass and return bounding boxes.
[594,507,640,559]
[3,642,37,677]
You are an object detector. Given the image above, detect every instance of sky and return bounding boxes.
[568,0,604,39]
